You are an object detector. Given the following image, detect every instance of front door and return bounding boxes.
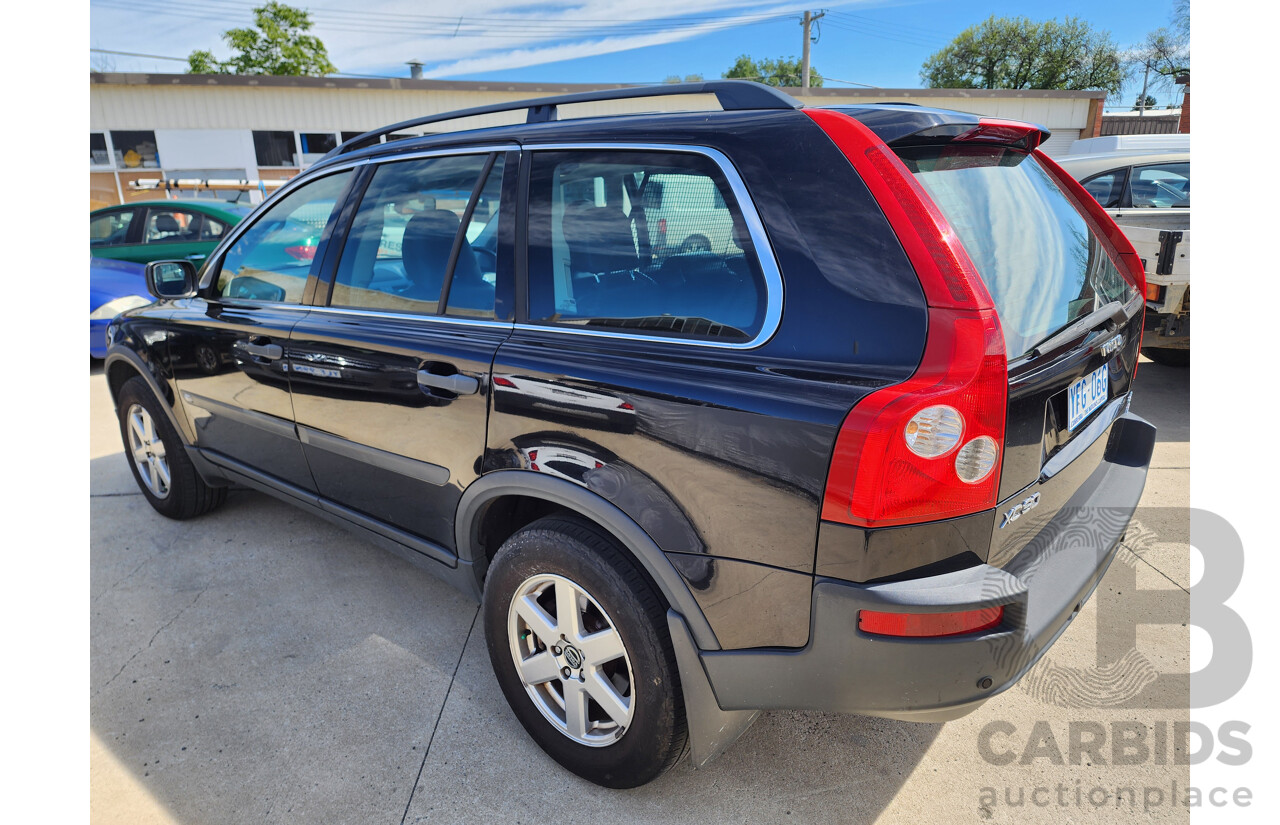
[167,169,358,492]
[287,150,515,550]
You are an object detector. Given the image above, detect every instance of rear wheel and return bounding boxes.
[483,515,687,788]
[1142,346,1189,367]
[117,376,226,519]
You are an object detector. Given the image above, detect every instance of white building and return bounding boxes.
[90,72,1107,209]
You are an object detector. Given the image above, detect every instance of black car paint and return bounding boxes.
[105,103,1146,671]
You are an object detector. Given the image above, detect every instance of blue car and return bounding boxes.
[90,257,152,358]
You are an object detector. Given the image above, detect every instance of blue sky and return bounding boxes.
[89,0,1187,109]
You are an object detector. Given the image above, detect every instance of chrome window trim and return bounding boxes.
[303,304,515,330]
[519,142,784,350]
[198,144,519,291]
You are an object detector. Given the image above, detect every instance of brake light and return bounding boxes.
[807,109,1009,528]
[955,118,1046,151]
[859,606,1004,637]
[285,244,317,261]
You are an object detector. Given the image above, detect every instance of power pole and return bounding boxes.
[802,10,825,90]
[1138,63,1150,118]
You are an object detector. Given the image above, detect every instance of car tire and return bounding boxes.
[483,514,688,788]
[117,376,227,519]
[1142,347,1189,367]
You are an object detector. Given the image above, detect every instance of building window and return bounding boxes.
[340,131,365,143]
[110,131,160,168]
[253,130,296,167]
[90,133,110,166]
[299,132,338,164]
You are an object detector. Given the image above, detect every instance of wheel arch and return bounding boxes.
[455,470,721,651]
[104,345,191,447]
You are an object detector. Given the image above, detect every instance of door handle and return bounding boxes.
[243,341,283,360]
[187,253,207,261]
[417,369,479,396]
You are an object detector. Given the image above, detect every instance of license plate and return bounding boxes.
[1067,365,1110,431]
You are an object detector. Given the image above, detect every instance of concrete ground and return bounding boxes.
[90,357,1190,824]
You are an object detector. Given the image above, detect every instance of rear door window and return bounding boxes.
[526,150,767,342]
[143,208,203,244]
[1080,168,1128,208]
[897,146,1137,358]
[90,209,136,247]
[330,153,500,318]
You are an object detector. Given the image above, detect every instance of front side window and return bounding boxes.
[144,209,202,244]
[215,170,353,303]
[1128,161,1189,208]
[527,150,766,342]
[330,154,501,318]
[90,210,135,246]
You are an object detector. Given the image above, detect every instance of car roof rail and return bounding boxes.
[322,80,802,160]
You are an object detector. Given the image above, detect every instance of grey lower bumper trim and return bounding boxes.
[699,413,1155,720]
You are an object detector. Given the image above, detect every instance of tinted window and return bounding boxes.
[527,150,766,341]
[253,131,295,167]
[899,146,1137,358]
[331,154,499,318]
[1129,162,1189,208]
[215,171,352,303]
[1081,168,1128,208]
[144,209,202,243]
[90,210,134,246]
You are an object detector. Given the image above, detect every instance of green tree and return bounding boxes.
[723,55,821,87]
[662,73,705,84]
[187,2,337,76]
[1133,93,1158,110]
[921,16,1122,92]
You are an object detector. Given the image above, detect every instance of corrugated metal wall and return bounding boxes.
[91,82,1096,149]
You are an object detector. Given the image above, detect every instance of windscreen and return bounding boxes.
[896,145,1136,358]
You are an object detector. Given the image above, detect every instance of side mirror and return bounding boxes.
[145,260,198,299]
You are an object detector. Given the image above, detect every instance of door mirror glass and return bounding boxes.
[145,260,198,299]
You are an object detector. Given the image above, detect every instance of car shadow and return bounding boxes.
[89,454,938,823]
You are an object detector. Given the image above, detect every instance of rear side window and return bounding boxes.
[215,170,353,303]
[898,146,1137,358]
[527,150,766,342]
[144,208,201,243]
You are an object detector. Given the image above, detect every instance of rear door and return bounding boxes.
[287,149,516,553]
[895,144,1144,566]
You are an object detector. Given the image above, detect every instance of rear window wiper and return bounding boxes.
[1029,301,1128,358]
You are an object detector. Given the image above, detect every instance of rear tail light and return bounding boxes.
[807,109,1009,529]
[859,606,1004,637]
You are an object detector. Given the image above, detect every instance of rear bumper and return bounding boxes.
[698,412,1155,721]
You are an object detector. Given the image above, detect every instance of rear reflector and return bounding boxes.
[859,606,1004,638]
[1145,283,1163,302]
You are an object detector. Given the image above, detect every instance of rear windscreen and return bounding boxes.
[896,146,1135,358]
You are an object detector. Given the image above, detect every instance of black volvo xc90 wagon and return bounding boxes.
[105,81,1156,788]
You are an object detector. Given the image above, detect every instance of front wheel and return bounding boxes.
[117,376,226,519]
[483,515,687,788]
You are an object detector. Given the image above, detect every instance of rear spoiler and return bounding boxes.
[821,105,1050,151]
